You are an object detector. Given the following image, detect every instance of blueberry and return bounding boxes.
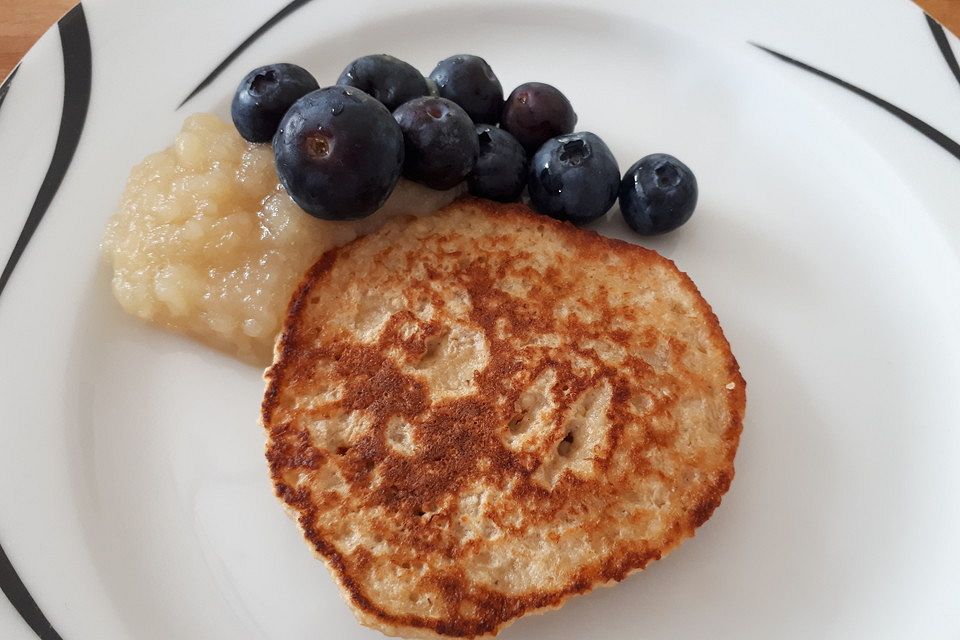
[231,64,319,142]
[273,86,404,220]
[501,82,577,154]
[337,54,429,111]
[393,97,478,190]
[467,125,527,202]
[527,132,619,223]
[429,55,503,125]
[619,154,698,235]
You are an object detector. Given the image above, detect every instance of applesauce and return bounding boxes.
[102,113,461,364]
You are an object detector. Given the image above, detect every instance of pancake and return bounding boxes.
[262,197,745,638]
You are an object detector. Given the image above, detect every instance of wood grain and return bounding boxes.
[0,1,958,82]
[918,0,960,38]
[0,0,76,79]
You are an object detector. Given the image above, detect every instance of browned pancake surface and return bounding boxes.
[262,198,745,639]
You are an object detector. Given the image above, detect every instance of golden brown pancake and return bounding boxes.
[262,198,745,639]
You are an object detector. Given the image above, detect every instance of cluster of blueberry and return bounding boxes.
[231,54,697,235]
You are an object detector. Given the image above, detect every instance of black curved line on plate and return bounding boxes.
[751,43,960,163]
[0,4,91,301]
[0,546,62,640]
[0,5,91,637]
[177,0,316,108]
[0,65,20,114]
[925,13,960,91]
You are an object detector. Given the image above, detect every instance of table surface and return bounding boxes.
[1,1,959,82]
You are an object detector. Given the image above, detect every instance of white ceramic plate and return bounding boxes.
[2,1,960,638]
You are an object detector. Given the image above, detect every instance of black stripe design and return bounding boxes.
[178,0,315,108]
[0,4,91,637]
[0,546,61,640]
[0,3,953,639]
[752,43,960,163]
[0,5,92,300]
[926,13,960,91]
[0,65,20,114]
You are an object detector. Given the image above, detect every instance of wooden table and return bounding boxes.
[1,1,959,80]
[1,0,75,79]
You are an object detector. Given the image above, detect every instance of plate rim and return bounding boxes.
[2,1,960,638]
